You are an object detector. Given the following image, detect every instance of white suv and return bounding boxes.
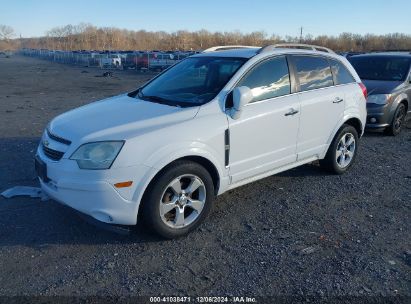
[36,44,367,238]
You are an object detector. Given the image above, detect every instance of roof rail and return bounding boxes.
[258,43,335,54]
[202,45,258,53]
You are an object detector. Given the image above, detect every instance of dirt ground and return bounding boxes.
[0,56,410,301]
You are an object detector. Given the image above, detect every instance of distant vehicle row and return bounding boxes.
[20,48,198,71]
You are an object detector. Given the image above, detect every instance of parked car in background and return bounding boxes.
[340,51,365,59]
[121,51,138,70]
[348,53,411,135]
[0,50,13,58]
[36,44,367,238]
[148,52,177,70]
[99,53,122,69]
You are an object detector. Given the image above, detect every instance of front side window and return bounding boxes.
[236,56,291,103]
[138,56,246,107]
[293,56,334,92]
[330,59,356,85]
[349,56,411,81]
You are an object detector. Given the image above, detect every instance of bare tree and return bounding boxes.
[17,23,411,52]
[0,25,15,41]
[0,25,16,50]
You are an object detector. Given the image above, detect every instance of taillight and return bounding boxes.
[358,83,367,99]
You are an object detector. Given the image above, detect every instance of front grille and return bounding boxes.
[42,144,64,161]
[47,129,71,145]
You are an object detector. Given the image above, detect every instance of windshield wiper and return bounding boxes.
[138,90,199,108]
[136,90,178,107]
[146,96,180,107]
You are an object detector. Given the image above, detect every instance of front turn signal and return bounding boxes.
[114,181,133,188]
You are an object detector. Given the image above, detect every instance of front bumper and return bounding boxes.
[365,102,393,129]
[36,146,153,226]
[40,178,138,225]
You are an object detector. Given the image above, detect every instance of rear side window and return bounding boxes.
[330,59,356,85]
[237,56,290,103]
[293,56,334,92]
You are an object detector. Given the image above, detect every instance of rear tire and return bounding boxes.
[320,124,359,175]
[141,160,214,239]
[384,103,406,136]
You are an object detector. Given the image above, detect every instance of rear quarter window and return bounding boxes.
[293,55,334,92]
[330,59,356,85]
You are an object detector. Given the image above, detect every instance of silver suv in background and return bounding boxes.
[349,53,411,135]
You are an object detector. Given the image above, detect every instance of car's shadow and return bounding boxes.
[0,195,164,247]
[276,162,327,178]
[0,137,163,247]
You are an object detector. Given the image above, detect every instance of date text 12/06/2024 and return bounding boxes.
[149,296,257,303]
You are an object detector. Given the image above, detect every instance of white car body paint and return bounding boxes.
[37,48,367,226]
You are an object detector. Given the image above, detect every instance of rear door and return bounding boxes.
[329,58,361,125]
[290,55,345,160]
[227,56,300,183]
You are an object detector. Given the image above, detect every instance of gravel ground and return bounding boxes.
[0,56,410,302]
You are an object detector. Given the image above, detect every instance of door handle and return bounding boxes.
[284,108,299,116]
[333,97,344,103]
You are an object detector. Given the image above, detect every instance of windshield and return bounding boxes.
[349,56,411,81]
[137,56,247,107]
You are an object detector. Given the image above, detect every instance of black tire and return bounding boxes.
[141,160,214,239]
[384,103,407,136]
[320,124,359,175]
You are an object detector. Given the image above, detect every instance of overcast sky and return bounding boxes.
[1,0,410,38]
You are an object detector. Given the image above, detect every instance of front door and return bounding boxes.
[227,56,300,184]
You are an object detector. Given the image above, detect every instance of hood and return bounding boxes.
[49,94,199,142]
[362,80,403,95]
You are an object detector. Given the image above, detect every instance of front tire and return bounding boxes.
[384,103,406,136]
[142,160,214,239]
[320,124,359,174]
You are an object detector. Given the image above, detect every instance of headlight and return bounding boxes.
[70,141,124,169]
[367,94,391,105]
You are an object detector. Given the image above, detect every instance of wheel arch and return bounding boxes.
[136,154,223,223]
[173,155,221,195]
[392,94,408,112]
[328,116,363,145]
[343,117,363,137]
[398,99,408,112]
[322,115,364,159]
[384,95,408,128]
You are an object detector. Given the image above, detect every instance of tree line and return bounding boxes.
[1,23,411,52]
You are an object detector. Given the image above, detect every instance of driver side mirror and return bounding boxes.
[230,86,253,120]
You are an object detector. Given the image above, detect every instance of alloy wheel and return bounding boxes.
[159,174,206,229]
[336,133,356,168]
[393,105,406,132]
